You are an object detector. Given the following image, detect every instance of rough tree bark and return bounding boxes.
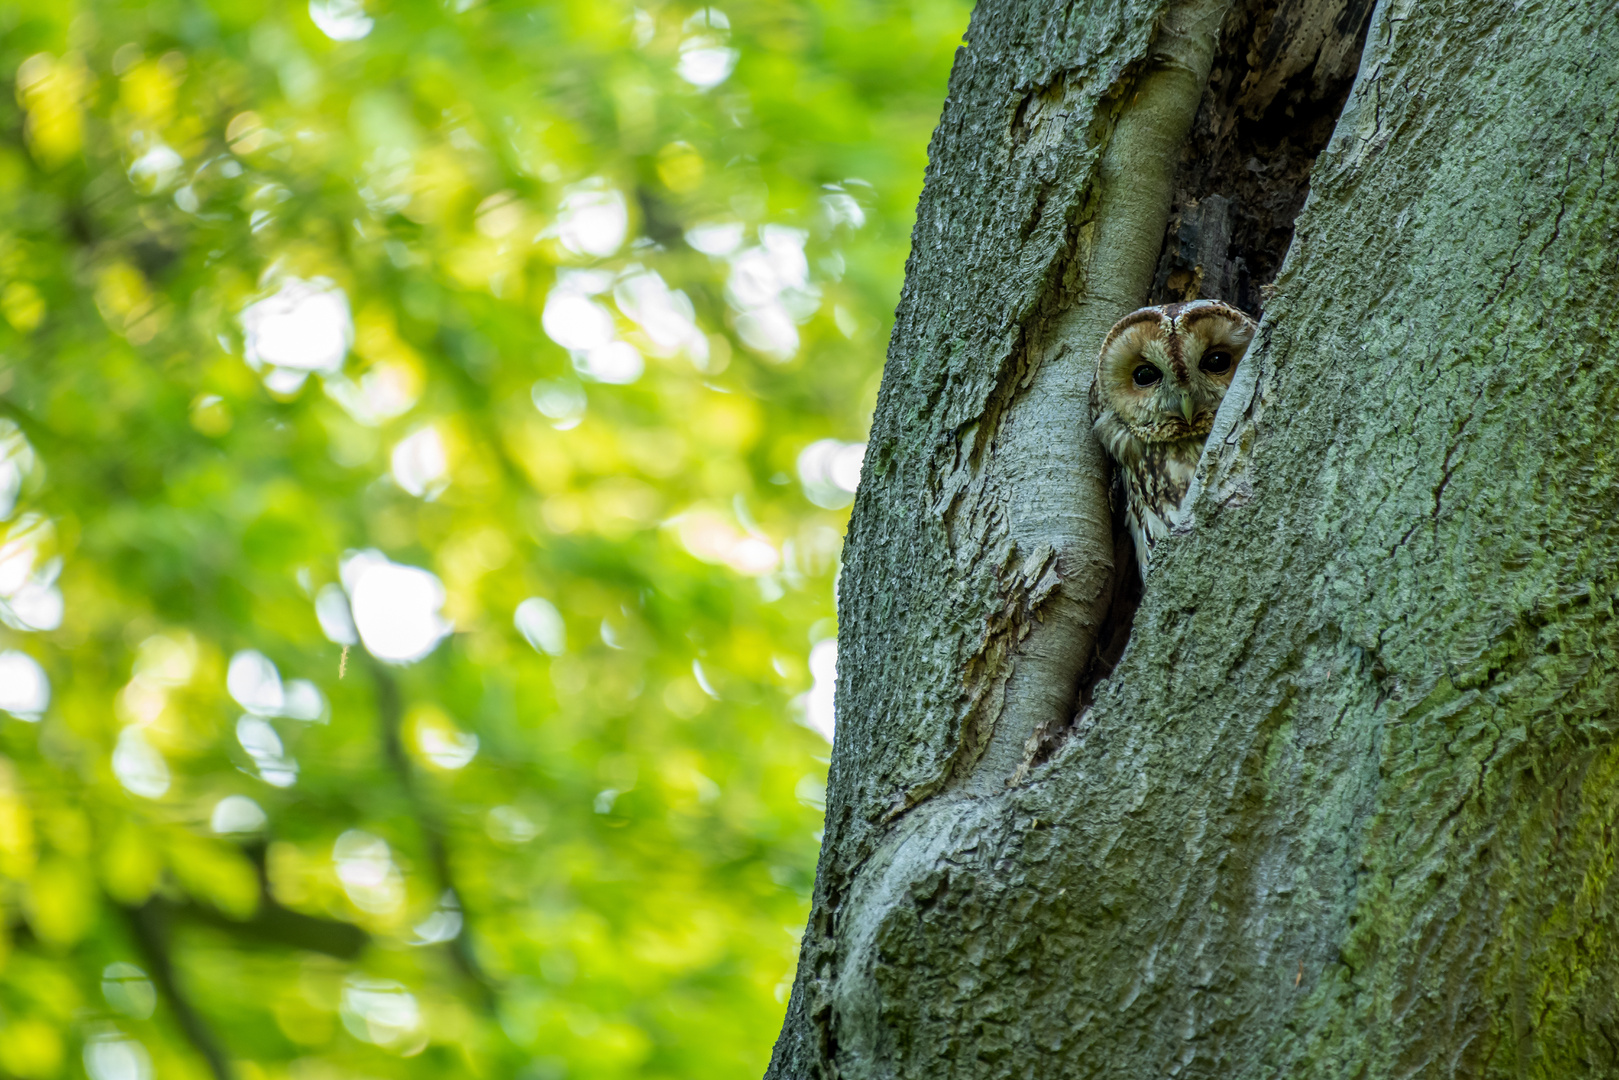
[769,0,1619,1075]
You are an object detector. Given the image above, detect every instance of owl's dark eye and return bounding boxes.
[1199,349,1234,375]
[1131,364,1161,388]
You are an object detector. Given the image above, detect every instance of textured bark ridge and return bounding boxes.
[770,0,1619,1073]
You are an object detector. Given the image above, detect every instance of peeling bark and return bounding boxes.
[770,0,1619,1075]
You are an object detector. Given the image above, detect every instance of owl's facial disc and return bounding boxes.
[1129,337,1209,440]
[1147,377,1205,435]
[1093,302,1258,449]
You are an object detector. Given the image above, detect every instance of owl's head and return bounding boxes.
[1089,300,1256,463]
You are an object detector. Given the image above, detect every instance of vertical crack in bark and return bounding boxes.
[1150,0,1377,313]
[891,80,1130,818]
[917,0,1240,806]
[1014,0,1374,778]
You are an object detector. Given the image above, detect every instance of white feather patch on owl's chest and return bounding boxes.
[1122,440,1202,576]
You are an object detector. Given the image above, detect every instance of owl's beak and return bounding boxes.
[1180,393,1196,424]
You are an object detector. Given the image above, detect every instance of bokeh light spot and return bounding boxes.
[227,650,284,716]
[410,891,463,945]
[515,597,567,656]
[685,220,745,256]
[390,426,449,498]
[575,340,644,384]
[552,180,628,258]
[237,716,298,787]
[127,143,182,193]
[0,650,50,720]
[342,551,451,664]
[531,380,587,429]
[670,509,780,577]
[310,0,374,40]
[677,8,738,88]
[340,977,423,1051]
[315,584,359,646]
[801,639,836,743]
[241,278,353,386]
[486,804,539,845]
[211,794,268,835]
[333,831,405,914]
[0,421,36,520]
[83,1035,152,1080]
[797,438,866,508]
[112,728,170,799]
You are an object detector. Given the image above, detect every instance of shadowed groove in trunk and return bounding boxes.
[1150,0,1377,313]
[1028,0,1373,775]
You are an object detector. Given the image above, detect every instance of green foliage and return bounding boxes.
[0,0,964,1075]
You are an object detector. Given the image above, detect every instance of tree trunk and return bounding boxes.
[769,0,1619,1074]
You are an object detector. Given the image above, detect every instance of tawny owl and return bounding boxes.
[1088,300,1256,577]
